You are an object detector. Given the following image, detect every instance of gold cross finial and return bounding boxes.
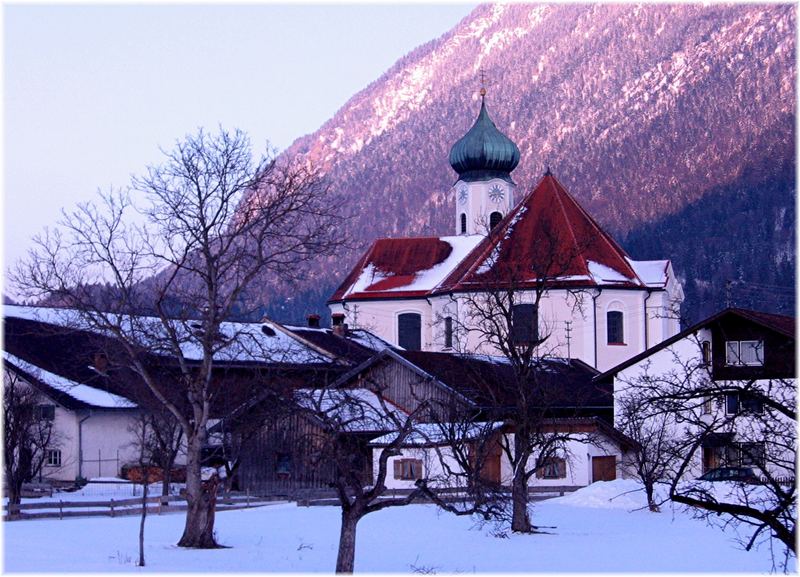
[479,69,487,99]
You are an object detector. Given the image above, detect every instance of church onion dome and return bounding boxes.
[448,99,520,183]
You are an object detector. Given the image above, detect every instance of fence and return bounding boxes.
[4,492,286,521]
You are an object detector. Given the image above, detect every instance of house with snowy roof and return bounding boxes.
[3,345,140,483]
[3,305,393,486]
[328,95,684,371]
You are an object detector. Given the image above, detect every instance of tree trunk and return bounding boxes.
[335,509,361,574]
[177,437,219,548]
[644,482,660,513]
[138,473,149,566]
[510,436,532,533]
[161,464,172,505]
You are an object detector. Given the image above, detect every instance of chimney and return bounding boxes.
[307,313,321,328]
[333,323,349,337]
[331,313,345,326]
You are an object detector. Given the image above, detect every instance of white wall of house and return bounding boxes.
[375,432,626,490]
[78,412,142,479]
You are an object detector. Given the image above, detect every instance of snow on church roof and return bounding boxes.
[330,235,483,301]
[330,173,672,303]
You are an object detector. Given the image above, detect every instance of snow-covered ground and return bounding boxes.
[3,480,791,573]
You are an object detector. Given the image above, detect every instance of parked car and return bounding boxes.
[698,466,760,484]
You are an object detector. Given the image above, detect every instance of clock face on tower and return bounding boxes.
[458,186,468,205]
[489,184,505,203]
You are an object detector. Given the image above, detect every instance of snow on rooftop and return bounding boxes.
[4,305,329,365]
[3,352,136,409]
[294,388,406,432]
[586,260,636,284]
[345,235,483,296]
[626,258,669,287]
[369,422,503,446]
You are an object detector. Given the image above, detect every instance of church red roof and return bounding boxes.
[437,173,646,292]
[330,173,668,304]
[329,236,483,301]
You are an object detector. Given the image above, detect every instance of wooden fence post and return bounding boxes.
[110,498,115,517]
[59,501,63,520]
[246,489,250,508]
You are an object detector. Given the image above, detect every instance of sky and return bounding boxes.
[3,4,476,289]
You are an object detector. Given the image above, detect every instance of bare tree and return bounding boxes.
[142,408,183,503]
[294,381,436,574]
[12,127,345,547]
[440,224,600,533]
[3,368,56,508]
[616,386,681,512]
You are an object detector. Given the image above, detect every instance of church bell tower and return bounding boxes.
[448,88,520,236]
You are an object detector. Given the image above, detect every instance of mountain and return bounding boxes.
[248,3,795,325]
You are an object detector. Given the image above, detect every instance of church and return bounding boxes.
[328,94,684,372]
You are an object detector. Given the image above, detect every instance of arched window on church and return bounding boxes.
[398,313,422,351]
[489,211,502,230]
[460,213,467,234]
[607,311,624,344]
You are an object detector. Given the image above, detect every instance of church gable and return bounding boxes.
[437,173,660,292]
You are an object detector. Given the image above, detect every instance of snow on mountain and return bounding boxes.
[245,4,794,321]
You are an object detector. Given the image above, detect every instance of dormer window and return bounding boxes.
[725,340,764,366]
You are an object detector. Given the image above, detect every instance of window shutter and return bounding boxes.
[393,460,403,479]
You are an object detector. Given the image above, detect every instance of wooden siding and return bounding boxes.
[354,358,470,422]
[237,413,373,497]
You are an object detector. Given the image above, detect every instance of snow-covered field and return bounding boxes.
[3,480,791,573]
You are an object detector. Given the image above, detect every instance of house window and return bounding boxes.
[738,442,766,468]
[511,304,538,345]
[726,392,764,415]
[536,457,567,479]
[607,311,624,344]
[489,211,503,230]
[460,213,467,234]
[444,316,453,349]
[275,453,291,475]
[702,397,713,415]
[394,458,423,480]
[36,404,56,421]
[45,449,62,467]
[398,313,422,351]
[701,341,711,365]
[725,340,764,366]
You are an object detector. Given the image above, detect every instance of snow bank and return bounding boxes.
[553,478,669,509]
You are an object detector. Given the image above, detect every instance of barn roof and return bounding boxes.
[329,173,671,304]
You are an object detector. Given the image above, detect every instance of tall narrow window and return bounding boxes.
[444,316,453,349]
[511,304,538,345]
[398,313,422,351]
[607,311,624,344]
[701,341,711,365]
[460,213,467,234]
[489,211,503,230]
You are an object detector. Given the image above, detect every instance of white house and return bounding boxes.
[597,307,795,481]
[328,95,683,372]
[3,353,140,483]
